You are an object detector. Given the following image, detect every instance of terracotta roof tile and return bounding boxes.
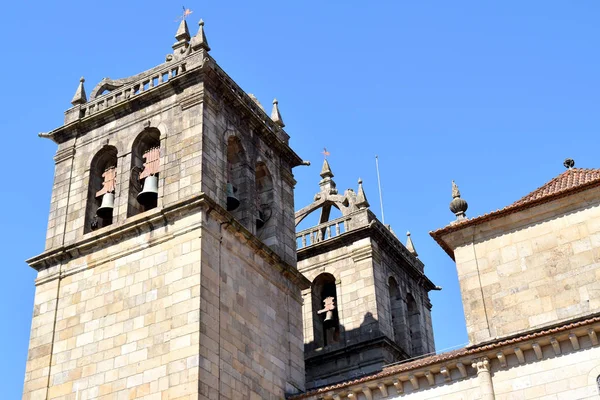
[511,168,600,207]
[289,313,600,398]
[430,168,600,260]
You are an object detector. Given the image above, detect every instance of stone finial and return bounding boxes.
[564,158,575,169]
[406,231,418,257]
[318,159,337,194]
[191,19,211,51]
[449,180,468,222]
[71,77,87,106]
[320,159,334,179]
[172,20,191,54]
[271,99,285,128]
[355,178,370,209]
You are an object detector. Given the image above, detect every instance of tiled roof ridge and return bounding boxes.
[430,168,600,260]
[512,168,600,207]
[289,314,600,398]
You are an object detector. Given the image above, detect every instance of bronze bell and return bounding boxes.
[226,182,240,211]
[137,175,158,206]
[96,192,114,219]
[256,210,265,229]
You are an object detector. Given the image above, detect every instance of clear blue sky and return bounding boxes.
[2,1,600,397]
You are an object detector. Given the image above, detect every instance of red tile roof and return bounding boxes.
[289,313,600,399]
[511,168,600,207]
[430,168,600,260]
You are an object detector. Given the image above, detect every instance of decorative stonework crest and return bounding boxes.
[96,167,117,197]
[139,147,160,180]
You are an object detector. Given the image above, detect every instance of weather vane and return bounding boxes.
[322,148,330,159]
[176,6,193,22]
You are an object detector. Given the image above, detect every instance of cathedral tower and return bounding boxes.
[295,161,437,388]
[24,20,309,400]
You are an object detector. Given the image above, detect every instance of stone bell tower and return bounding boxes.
[295,160,437,389]
[23,18,309,400]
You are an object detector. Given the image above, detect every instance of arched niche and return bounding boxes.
[225,135,248,216]
[311,273,340,348]
[84,146,118,233]
[388,277,407,351]
[127,128,161,217]
[407,292,422,355]
[255,161,274,230]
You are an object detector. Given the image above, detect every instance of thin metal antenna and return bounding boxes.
[375,155,385,224]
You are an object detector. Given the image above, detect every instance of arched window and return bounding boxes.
[388,277,406,351]
[311,273,340,348]
[407,293,422,355]
[596,374,600,393]
[225,136,246,213]
[255,162,273,230]
[84,146,118,233]
[127,128,160,217]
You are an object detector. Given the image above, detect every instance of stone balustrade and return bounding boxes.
[81,62,187,117]
[296,215,352,249]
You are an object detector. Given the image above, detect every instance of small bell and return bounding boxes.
[96,192,115,219]
[256,210,265,229]
[137,175,159,206]
[226,182,240,211]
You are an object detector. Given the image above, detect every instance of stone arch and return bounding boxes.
[255,161,274,230]
[84,145,118,233]
[311,273,340,348]
[388,276,406,351]
[295,196,349,227]
[407,292,422,355]
[225,134,249,216]
[127,128,161,217]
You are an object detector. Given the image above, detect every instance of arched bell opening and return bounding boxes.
[311,273,340,348]
[388,277,407,352]
[127,128,161,217]
[255,162,274,231]
[225,136,246,213]
[407,292,422,356]
[84,146,118,233]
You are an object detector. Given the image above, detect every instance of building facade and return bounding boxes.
[22,17,600,400]
[293,167,600,399]
[295,161,436,389]
[24,20,308,400]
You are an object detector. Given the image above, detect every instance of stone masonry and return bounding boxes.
[295,162,436,389]
[24,19,309,400]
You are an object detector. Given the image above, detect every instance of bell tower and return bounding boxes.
[295,161,437,389]
[23,19,309,400]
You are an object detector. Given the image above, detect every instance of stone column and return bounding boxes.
[472,357,495,400]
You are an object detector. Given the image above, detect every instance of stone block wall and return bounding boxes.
[24,212,204,400]
[201,83,297,266]
[372,242,435,358]
[43,84,202,252]
[198,214,304,399]
[445,186,600,345]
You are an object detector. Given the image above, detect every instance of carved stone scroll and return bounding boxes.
[96,166,117,197]
[139,147,160,180]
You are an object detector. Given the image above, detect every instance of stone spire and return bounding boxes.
[319,159,337,194]
[406,231,418,257]
[355,178,370,209]
[172,19,191,54]
[320,159,334,179]
[449,180,468,222]
[191,19,211,51]
[71,77,87,106]
[271,99,285,128]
